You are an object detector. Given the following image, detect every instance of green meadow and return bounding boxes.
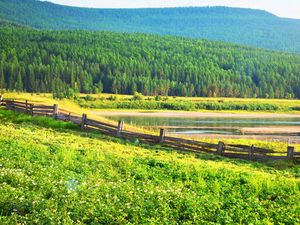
[3,92,300,113]
[77,93,300,112]
[0,109,299,224]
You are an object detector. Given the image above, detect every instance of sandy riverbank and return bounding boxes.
[241,126,300,134]
[93,111,300,118]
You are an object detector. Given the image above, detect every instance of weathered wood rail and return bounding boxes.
[0,96,299,162]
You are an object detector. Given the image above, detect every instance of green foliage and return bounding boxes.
[291,106,300,111]
[65,88,76,99]
[0,109,78,130]
[155,95,162,101]
[0,109,299,224]
[132,92,144,101]
[76,97,284,111]
[94,81,103,94]
[107,95,118,101]
[1,0,300,53]
[84,95,96,102]
[1,27,300,99]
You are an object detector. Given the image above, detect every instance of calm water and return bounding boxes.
[104,115,300,135]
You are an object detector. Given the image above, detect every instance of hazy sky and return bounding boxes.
[43,0,300,19]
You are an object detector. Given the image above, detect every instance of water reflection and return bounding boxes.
[105,116,300,135]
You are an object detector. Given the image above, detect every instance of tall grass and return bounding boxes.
[0,109,78,130]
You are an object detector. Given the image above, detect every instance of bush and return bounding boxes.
[290,106,300,111]
[107,95,118,101]
[155,95,162,101]
[132,92,144,101]
[84,95,96,101]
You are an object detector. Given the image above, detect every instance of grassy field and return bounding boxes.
[3,92,300,113]
[75,93,300,112]
[0,108,299,224]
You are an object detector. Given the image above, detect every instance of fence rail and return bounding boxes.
[0,95,298,162]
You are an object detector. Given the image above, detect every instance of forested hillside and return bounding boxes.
[1,27,300,98]
[1,0,300,53]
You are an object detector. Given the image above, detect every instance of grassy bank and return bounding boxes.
[76,93,300,112]
[0,108,299,224]
[2,92,300,113]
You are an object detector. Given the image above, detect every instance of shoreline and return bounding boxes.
[148,125,300,134]
[93,110,300,118]
[171,133,300,144]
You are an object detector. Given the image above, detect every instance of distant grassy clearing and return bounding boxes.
[3,92,300,113]
[76,93,300,113]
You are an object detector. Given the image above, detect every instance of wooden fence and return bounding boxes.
[1,96,299,162]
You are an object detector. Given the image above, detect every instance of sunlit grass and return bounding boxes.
[3,92,300,113]
[1,92,152,133]
[0,107,299,224]
[197,137,299,153]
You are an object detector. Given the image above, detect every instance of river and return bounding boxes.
[104,114,299,133]
[94,111,300,143]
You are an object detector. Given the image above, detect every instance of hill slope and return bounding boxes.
[0,109,299,223]
[1,26,300,98]
[0,0,300,53]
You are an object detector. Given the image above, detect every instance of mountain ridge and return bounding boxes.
[38,0,298,21]
[0,0,300,53]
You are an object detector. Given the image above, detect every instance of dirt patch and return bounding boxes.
[241,126,300,134]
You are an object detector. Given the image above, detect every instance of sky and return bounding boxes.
[43,0,300,19]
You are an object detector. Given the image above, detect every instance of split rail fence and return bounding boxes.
[1,96,299,162]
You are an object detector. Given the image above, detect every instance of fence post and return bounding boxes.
[0,95,2,105]
[81,114,87,129]
[248,145,254,160]
[217,141,225,155]
[68,112,71,121]
[159,129,165,143]
[25,100,29,114]
[30,104,34,116]
[5,100,11,109]
[11,100,15,111]
[287,146,295,160]
[117,120,124,136]
[53,104,58,119]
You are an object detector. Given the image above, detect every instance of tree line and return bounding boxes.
[0,26,300,98]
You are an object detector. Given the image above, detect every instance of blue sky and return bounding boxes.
[43,0,300,19]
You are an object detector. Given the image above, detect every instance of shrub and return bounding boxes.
[291,106,300,111]
[132,92,144,101]
[107,95,118,101]
[84,95,96,101]
[155,95,162,101]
